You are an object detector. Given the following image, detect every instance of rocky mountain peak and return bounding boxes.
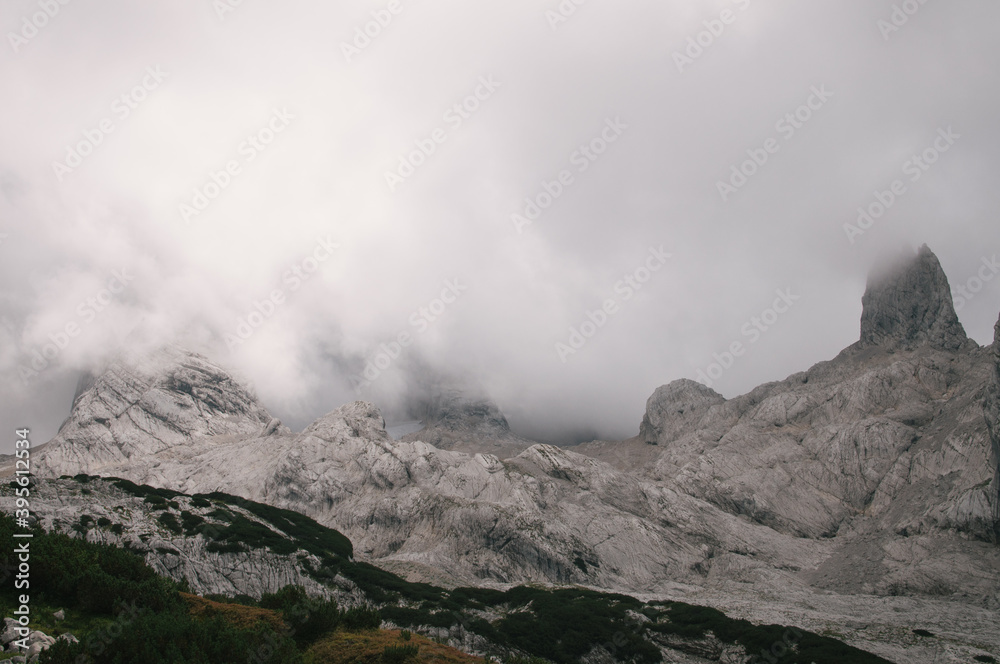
[640,378,725,445]
[400,389,536,457]
[302,400,391,443]
[37,345,274,477]
[859,244,969,351]
[414,391,511,432]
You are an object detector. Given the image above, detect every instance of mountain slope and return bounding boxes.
[574,246,1000,597]
[38,345,278,478]
[1,478,905,664]
[399,391,537,458]
[29,244,1000,663]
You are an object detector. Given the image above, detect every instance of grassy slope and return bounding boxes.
[306,629,484,664]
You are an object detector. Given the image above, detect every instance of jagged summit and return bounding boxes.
[639,379,725,445]
[410,390,511,432]
[859,244,969,351]
[401,390,537,457]
[37,345,275,477]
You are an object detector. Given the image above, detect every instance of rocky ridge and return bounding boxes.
[0,477,362,604]
[399,390,537,458]
[29,244,1000,663]
[985,311,1000,541]
[38,345,278,478]
[574,247,1000,602]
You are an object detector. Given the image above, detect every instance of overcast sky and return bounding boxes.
[2,0,999,453]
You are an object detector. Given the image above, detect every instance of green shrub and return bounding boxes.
[205,492,353,560]
[260,585,310,613]
[380,606,455,630]
[493,588,656,664]
[0,513,179,616]
[0,512,301,664]
[206,540,246,554]
[180,510,206,534]
[157,512,183,535]
[259,585,378,644]
[342,606,383,631]
[97,516,112,527]
[260,587,344,646]
[341,562,444,605]
[382,644,419,663]
[39,606,302,664]
[400,629,411,641]
[112,477,183,501]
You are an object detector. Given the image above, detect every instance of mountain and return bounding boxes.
[577,245,1000,594]
[859,245,972,351]
[399,390,537,457]
[38,344,280,478]
[31,244,1000,663]
[0,477,902,664]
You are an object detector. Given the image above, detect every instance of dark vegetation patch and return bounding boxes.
[203,492,353,560]
[28,478,894,664]
[157,512,183,535]
[0,513,371,664]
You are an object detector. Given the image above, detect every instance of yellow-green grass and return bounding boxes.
[305,628,484,664]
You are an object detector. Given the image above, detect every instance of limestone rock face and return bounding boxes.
[574,246,1000,598]
[0,477,363,604]
[639,379,726,445]
[35,395,828,593]
[36,345,275,478]
[859,244,969,351]
[401,392,536,458]
[984,312,1000,541]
